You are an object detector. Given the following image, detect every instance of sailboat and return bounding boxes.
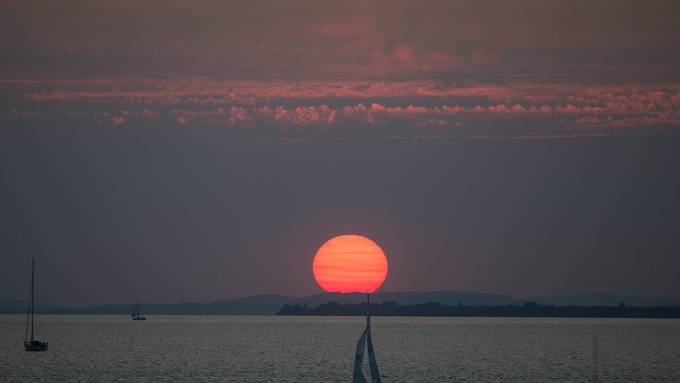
[24,258,48,352]
[131,300,146,320]
[353,294,382,383]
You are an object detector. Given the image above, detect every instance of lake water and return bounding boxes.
[2,315,680,382]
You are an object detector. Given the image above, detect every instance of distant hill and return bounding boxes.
[0,291,512,315]
[1,291,678,315]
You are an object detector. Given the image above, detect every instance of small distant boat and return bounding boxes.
[131,300,146,321]
[24,258,48,352]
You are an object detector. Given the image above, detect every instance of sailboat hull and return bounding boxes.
[24,340,48,352]
[131,301,146,320]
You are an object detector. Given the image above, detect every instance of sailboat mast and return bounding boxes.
[30,258,35,341]
[24,261,31,342]
[366,293,370,327]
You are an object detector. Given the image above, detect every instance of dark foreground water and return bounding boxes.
[1,315,679,382]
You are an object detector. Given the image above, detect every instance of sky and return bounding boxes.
[1,0,679,305]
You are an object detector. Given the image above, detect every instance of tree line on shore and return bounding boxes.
[276,301,680,318]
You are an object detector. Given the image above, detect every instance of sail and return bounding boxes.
[24,258,36,342]
[353,293,382,383]
[23,258,48,351]
[24,263,32,343]
[132,301,140,317]
[366,326,382,383]
[352,327,369,383]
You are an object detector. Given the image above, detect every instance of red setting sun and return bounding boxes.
[312,235,388,294]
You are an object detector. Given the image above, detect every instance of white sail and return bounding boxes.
[24,259,33,343]
[352,327,368,383]
[367,326,381,383]
[353,294,382,382]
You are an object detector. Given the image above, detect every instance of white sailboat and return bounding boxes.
[131,300,146,320]
[353,294,382,383]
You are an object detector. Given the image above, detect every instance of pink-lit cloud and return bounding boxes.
[112,115,126,126]
[4,78,680,137]
[229,106,251,125]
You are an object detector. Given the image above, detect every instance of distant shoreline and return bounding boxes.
[3,290,680,317]
[276,301,680,319]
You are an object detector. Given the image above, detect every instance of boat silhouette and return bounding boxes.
[353,294,382,383]
[131,300,146,320]
[24,258,48,352]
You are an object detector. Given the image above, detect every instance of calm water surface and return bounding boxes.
[1,315,679,382]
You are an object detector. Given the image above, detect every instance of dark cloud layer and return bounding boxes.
[2,0,680,80]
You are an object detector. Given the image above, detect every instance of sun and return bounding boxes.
[312,234,388,294]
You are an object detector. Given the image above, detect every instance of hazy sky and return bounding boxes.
[1,1,679,305]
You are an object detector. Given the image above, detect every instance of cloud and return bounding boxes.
[112,115,125,126]
[3,1,679,81]
[229,106,251,125]
[271,105,336,126]
[5,78,680,137]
